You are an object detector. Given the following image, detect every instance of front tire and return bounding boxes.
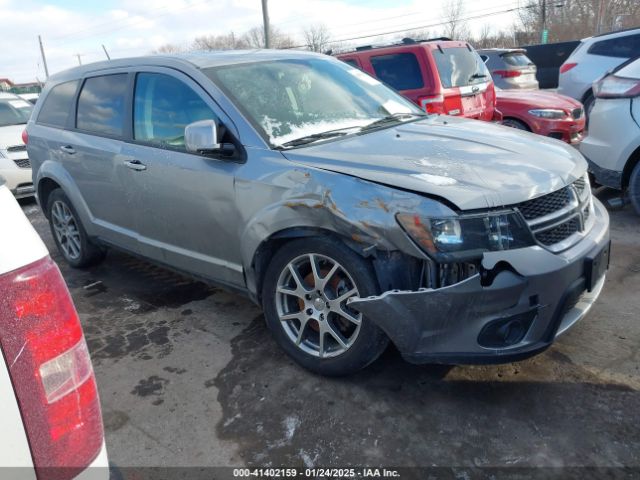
[261,237,389,376]
[502,118,529,131]
[47,189,106,268]
[629,161,640,216]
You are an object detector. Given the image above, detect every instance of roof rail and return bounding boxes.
[342,36,454,55]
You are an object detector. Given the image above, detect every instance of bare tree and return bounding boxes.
[302,24,331,52]
[442,0,470,40]
[399,28,434,42]
[517,0,640,44]
[191,32,248,51]
[152,43,185,54]
[243,25,296,49]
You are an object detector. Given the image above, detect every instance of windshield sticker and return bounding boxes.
[348,68,381,86]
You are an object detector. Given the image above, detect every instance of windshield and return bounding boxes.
[433,46,490,88]
[204,58,423,147]
[0,98,33,127]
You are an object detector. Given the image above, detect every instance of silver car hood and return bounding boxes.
[282,116,587,210]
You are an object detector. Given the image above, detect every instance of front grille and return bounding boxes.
[574,176,587,197]
[517,177,591,250]
[571,108,583,119]
[7,145,27,153]
[517,186,572,220]
[536,218,580,246]
[13,158,31,169]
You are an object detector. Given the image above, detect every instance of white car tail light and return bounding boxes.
[594,75,640,99]
[0,256,103,479]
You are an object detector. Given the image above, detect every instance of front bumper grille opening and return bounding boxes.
[7,145,27,153]
[13,158,31,169]
[536,218,581,246]
[517,186,572,220]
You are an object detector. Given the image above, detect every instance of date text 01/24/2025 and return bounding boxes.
[233,468,401,478]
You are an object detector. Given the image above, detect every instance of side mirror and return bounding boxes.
[185,120,236,157]
[185,119,220,153]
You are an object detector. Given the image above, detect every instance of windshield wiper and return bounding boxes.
[359,112,427,132]
[278,125,362,148]
[469,73,488,81]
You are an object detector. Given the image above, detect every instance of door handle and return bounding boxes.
[124,159,147,171]
[60,145,76,154]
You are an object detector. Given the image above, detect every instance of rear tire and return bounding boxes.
[47,189,106,268]
[629,161,640,216]
[261,237,389,376]
[502,118,529,131]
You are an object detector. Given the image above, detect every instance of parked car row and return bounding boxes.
[0,92,35,198]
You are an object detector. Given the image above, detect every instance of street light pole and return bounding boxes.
[261,0,270,48]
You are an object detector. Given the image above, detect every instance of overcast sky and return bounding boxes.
[1,0,523,83]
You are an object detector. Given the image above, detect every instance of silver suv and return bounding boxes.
[27,51,610,375]
[478,49,539,90]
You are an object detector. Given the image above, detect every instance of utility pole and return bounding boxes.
[38,35,49,79]
[102,44,111,60]
[540,0,547,44]
[596,0,606,34]
[75,53,83,65]
[261,0,270,48]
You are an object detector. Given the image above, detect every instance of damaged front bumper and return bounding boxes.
[348,198,610,365]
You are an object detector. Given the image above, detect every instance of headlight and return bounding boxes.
[528,109,567,119]
[397,211,535,262]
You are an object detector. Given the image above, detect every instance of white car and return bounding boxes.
[558,27,640,116]
[0,92,34,198]
[19,93,40,105]
[0,179,108,479]
[580,57,640,215]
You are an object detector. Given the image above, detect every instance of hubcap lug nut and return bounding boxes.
[306,308,313,315]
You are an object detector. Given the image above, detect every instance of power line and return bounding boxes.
[323,0,522,39]
[286,2,533,49]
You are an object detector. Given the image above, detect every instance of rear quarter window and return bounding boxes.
[370,53,424,91]
[76,74,128,136]
[341,58,361,69]
[433,46,489,88]
[37,80,79,127]
[588,34,640,58]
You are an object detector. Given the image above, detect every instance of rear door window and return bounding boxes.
[370,53,424,91]
[133,72,216,149]
[37,80,78,127]
[588,34,640,58]
[433,47,489,88]
[76,74,128,136]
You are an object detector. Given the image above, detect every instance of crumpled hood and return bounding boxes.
[282,116,587,210]
[0,124,26,150]
[497,90,583,110]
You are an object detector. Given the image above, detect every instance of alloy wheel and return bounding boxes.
[51,201,82,261]
[275,253,362,358]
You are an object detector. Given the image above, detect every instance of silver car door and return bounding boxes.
[120,68,244,287]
